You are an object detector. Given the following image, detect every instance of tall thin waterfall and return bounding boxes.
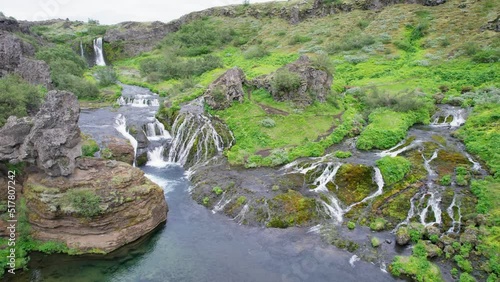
[93,37,106,66]
[167,112,232,167]
[114,114,138,166]
[80,41,84,58]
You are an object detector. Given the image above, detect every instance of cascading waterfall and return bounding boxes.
[446,193,462,233]
[377,139,422,158]
[80,41,84,58]
[233,203,250,225]
[431,107,467,127]
[117,96,159,107]
[284,159,385,224]
[146,146,170,168]
[114,114,138,166]
[396,150,443,229]
[144,119,172,141]
[167,112,229,167]
[93,37,106,66]
[212,192,232,214]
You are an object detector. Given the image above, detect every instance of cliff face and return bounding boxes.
[24,158,168,253]
[0,20,52,88]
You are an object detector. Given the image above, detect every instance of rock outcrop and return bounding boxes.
[0,30,52,88]
[0,91,81,177]
[24,158,168,253]
[481,15,500,32]
[103,137,135,165]
[250,55,333,105]
[204,67,246,110]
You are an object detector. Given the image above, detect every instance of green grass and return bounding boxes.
[357,108,429,150]
[376,156,412,186]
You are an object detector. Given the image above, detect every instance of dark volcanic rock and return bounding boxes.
[0,117,33,161]
[15,57,52,89]
[204,67,246,110]
[481,16,500,32]
[250,55,333,105]
[104,21,176,57]
[20,91,81,177]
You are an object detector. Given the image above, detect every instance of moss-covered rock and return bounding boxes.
[335,164,377,205]
[396,226,411,246]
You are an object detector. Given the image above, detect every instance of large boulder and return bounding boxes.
[102,137,135,165]
[14,57,52,89]
[24,158,168,253]
[250,55,333,106]
[0,116,33,161]
[19,91,81,177]
[204,67,246,110]
[396,226,411,245]
[0,31,33,75]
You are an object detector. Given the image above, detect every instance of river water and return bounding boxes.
[11,85,397,282]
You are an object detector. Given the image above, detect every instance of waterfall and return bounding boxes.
[144,119,172,141]
[116,96,159,108]
[93,37,106,66]
[167,112,230,167]
[349,255,360,268]
[146,146,171,168]
[396,151,442,229]
[233,203,250,225]
[446,193,462,233]
[284,160,386,224]
[377,139,422,158]
[212,192,232,214]
[431,106,467,127]
[114,114,138,166]
[80,41,84,58]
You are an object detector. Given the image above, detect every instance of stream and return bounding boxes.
[11,85,397,282]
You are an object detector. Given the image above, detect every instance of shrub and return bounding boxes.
[64,189,102,218]
[472,49,500,63]
[212,186,224,195]
[334,151,352,159]
[454,255,473,273]
[371,237,381,247]
[243,45,269,59]
[370,217,387,231]
[81,136,99,157]
[268,149,289,166]
[311,52,335,75]
[95,67,117,87]
[347,221,356,230]
[440,174,452,186]
[344,55,368,64]
[327,33,375,53]
[260,118,276,128]
[459,273,476,282]
[202,197,210,206]
[271,69,302,97]
[288,34,312,45]
[140,53,222,81]
[376,156,412,186]
[0,75,44,127]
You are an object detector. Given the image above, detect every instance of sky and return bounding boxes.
[2,0,282,25]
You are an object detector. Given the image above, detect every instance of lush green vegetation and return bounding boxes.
[36,45,99,99]
[63,189,103,218]
[0,75,44,127]
[376,156,412,186]
[390,241,444,282]
[357,108,429,150]
[81,134,100,157]
[456,104,500,178]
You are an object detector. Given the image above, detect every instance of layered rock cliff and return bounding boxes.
[24,158,167,253]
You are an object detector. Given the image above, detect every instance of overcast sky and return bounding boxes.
[2,0,282,25]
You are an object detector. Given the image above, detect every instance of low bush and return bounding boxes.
[0,75,44,127]
[376,156,411,186]
[243,45,270,59]
[95,67,117,87]
[64,189,102,218]
[271,69,302,97]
